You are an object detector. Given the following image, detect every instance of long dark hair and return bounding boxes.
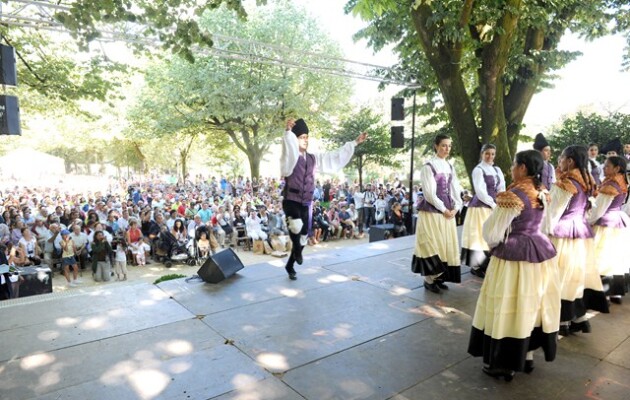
[514,150,544,190]
[606,156,628,186]
[562,145,595,194]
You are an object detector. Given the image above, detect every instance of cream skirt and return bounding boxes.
[461,206,492,251]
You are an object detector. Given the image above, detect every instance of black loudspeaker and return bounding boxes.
[369,224,395,243]
[391,126,404,148]
[18,266,53,298]
[391,98,404,120]
[0,44,17,86]
[197,248,244,283]
[0,95,21,135]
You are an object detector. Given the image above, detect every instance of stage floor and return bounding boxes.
[1,236,629,399]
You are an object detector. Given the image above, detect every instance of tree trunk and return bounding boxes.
[357,156,364,190]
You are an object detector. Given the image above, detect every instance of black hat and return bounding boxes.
[533,133,549,151]
[600,138,622,155]
[291,118,309,136]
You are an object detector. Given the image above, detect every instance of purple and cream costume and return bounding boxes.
[412,157,463,283]
[589,175,630,297]
[281,126,357,270]
[469,177,560,372]
[545,171,608,322]
[461,162,505,272]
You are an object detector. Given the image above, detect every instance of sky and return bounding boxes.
[293,0,630,135]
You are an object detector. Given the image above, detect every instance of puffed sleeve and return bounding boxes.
[314,141,357,174]
[588,182,619,225]
[482,191,524,248]
[450,167,464,211]
[542,180,575,234]
[497,168,506,193]
[281,130,300,177]
[420,163,446,213]
[472,167,495,208]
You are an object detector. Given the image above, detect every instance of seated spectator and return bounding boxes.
[328,205,342,239]
[126,219,146,266]
[0,223,10,246]
[338,205,355,239]
[389,202,407,238]
[18,228,41,265]
[172,219,188,245]
[187,214,204,239]
[10,220,24,246]
[246,211,267,241]
[70,223,89,270]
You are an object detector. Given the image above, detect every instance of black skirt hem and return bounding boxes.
[411,255,461,283]
[468,326,558,371]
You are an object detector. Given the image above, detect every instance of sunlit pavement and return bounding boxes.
[1,235,629,399]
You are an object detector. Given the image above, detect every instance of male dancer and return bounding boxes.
[281,118,367,280]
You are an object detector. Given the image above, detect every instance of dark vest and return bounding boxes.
[283,153,316,205]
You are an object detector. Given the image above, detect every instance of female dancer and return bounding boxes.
[588,156,630,304]
[461,144,505,278]
[412,134,464,293]
[468,150,560,381]
[545,145,608,336]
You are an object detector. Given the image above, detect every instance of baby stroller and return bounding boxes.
[156,230,192,268]
[187,225,212,266]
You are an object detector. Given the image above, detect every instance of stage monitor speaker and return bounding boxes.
[0,95,21,135]
[391,126,404,148]
[18,266,53,298]
[197,248,244,283]
[0,44,17,86]
[369,224,394,243]
[391,98,404,120]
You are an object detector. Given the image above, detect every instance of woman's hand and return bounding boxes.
[286,119,296,131]
[355,132,368,145]
[443,210,456,219]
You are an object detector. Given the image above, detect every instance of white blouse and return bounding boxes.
[419,157,464,213]
[472,162,506,208]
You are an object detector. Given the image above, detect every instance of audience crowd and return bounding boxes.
[0,174,418,290]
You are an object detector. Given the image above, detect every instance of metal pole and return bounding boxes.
[409,90,417,194]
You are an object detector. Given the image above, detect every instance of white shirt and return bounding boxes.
[353,191,364,208]
[471,162,506,208]
[419,157,464,213]
[280,130,356,177]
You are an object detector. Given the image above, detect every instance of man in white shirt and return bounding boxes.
[280,118,367,280]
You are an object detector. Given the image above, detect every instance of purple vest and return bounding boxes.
[492,188,557,263]
[552,179,593,239]
[417,162,454,213]
[595,181,630,228]
[542,161,554,190]
[284,153,316,205]
[468,165,500,209]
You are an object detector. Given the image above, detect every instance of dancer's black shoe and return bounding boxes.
[558,325,571,337]
[470,268,485,278]
[435,279,449,290]
[482,366,515,382]
[285,266,297,280]
[569,320,591,333]
[524,360,534,374]
[423,281,441,294]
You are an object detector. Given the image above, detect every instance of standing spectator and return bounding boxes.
[114,240,128,281]
[362,184,377,229]
[353,186,365,238]
[91,231,112,282]
[70,224,89,270]
[60,229,81,287]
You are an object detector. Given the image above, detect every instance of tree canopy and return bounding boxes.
[549,111,630,161]
[346,0,630,182]
[127,2,353,179]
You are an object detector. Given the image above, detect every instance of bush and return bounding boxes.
[154,274,186,284]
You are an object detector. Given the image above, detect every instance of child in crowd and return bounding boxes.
[60,229,81,287]
[114,240,128,281]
